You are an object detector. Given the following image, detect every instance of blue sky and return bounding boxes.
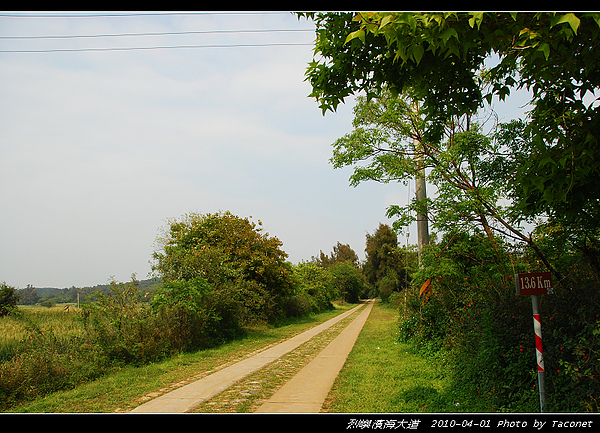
[0,12,532,289]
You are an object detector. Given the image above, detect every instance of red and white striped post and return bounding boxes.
[515,272,552,413]
[531,294,546,413]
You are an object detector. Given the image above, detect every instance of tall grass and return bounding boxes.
[1,279,172,411]
[0,305,83,362]
[0,314,24,363]
[0,304,111,410]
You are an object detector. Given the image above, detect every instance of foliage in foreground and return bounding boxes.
[398,229,600,412]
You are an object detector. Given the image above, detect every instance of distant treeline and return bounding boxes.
[16,278,162,306]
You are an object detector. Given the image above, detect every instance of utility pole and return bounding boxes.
[414,138,430,266]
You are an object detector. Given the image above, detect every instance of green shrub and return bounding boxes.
[40,299,56,308]
[151,277,216,351]
[0,282,18,317]
[152,212,294,324]
[81,278,168,365]
[388,291,404,310]
[281,293,314,318]
[398,229,600,412]
[330,261,364,304]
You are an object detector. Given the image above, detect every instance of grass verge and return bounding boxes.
[322,300,458,413]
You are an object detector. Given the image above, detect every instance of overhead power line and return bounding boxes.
[0,11,290,18]
[0,42,313,53]
[0,12,315,54]
[0,28,314,40]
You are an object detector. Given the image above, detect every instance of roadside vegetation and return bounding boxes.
[398,229,600,413]
[0,212,368,412]
[299,12,600,413]
[6,304,353,413]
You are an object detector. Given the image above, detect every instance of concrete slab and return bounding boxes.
[255,299,374,413]
[130,302,367,413]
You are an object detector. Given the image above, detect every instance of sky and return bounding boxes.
[0,11,531,289]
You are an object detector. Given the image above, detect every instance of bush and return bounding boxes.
[330,261,364,303]
[82,278,168,365]
[151,277,245,351]
[40,299,57,308]
[0,282,18,317]
[388,291,404,310]
[152,211,294,324]
[291,262,337,312]
[151,277,215,351]
[281,293,314,318]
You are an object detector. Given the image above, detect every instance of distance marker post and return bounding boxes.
[515,272,553,413]
[531,294,546,413]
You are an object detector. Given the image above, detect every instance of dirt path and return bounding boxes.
[130,300,373,413]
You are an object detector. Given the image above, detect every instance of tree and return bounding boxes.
[333,88,503,235]
[329,261,364,303]
[152,211,293,323]
[299,12,600,245]
[16,285,39,305]
[329,87,446,263]
[332,87,567,281]
[0,282,19,316]
[315,241,360,268]
[291,262,337,312]
[363,223,408,301]
[364,223,397,286]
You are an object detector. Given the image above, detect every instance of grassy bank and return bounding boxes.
[323,300,486,413]
[6,303,353,413]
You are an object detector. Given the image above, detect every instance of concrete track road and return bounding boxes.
[130,300,374,413]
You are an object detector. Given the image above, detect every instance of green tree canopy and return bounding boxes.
[363,223,410,301]
[299,12,600,235]
[329,261,364,303]
[315,241,360,268]
[364,224,398,285]
[152,211,293,323]
[291,262,337,311]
